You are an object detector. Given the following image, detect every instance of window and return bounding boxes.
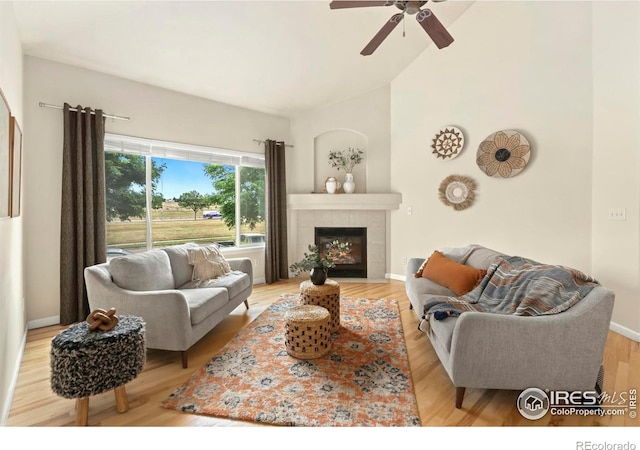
[104,133,265,255]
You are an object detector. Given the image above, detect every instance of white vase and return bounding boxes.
[325,177,338,194]
[343,173,355,194]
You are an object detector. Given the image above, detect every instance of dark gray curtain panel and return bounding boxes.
[60,104,107,325]
[264,139,288,284]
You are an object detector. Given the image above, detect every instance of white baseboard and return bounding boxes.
[386,273,406,282]
[610,321,640,342]
[253,278,266,285]
[1,327,27,426]
[28,315,59,330]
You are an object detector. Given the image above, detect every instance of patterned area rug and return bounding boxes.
[161,294,421,426]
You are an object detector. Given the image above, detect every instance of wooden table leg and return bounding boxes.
[76,397,89,426]
[114,385,129,413]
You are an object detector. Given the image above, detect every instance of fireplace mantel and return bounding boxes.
[287,193,402,211]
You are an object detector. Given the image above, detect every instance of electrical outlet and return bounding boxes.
[401,257,407,265]
[407,206,412,215]
[608,208,626,221]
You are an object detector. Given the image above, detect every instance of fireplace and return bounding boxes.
[315,227,367,278]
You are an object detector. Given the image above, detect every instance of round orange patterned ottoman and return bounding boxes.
[299,279,340,332]
[284,305,332,360]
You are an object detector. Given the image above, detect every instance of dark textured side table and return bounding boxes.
[50,315,146,426]
[299,279,341,332]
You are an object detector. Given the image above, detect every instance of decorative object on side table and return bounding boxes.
[438,174,476,211]
[328,147,364,194]
[290,240,351,285]
[432,126,465,160]
[477,129,531,178]
[86,307,119,331]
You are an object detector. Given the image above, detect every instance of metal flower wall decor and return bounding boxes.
[476,130,531,178]
[432,126,464,160]
[438,174,476,211]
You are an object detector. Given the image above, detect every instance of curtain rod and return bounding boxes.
[39,102,130,121]
[253,139,293,148]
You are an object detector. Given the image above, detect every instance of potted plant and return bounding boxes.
[290,240,351,285]
[328,147,364,194]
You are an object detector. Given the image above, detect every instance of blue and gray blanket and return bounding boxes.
[420,256,600,326]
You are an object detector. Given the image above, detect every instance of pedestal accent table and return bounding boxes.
[299,279,340,332]
[284,305,332,360]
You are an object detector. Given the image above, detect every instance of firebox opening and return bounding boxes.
[315,227,367,278]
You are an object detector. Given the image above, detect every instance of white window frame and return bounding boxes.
[104,133,265,250]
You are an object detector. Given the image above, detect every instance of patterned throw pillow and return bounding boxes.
[187,245,231,287]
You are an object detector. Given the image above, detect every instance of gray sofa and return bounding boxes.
[406,244,615,408]
[84,243,253,368]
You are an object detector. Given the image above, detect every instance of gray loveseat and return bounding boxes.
[84,243,253,368]
[405,244,615,408]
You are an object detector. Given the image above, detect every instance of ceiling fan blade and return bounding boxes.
[416,9,454,49]
[361,13,404,56]
[330,1,395,9]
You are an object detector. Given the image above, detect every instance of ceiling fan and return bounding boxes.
[329,1,454,56]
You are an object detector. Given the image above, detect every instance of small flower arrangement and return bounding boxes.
[290,240,352,276]
[328,147,364,173]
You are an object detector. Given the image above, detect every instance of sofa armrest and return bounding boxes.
[227,258,253,284]
[447,287,614,391]
[84,265,193,350]
[407,258,425,278]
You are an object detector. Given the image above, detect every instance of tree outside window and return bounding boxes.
[105,151,265,254]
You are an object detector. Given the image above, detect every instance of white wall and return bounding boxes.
[592,1,640,337]
[23,56,290,326]
[288,85,391,195]
[391,1,593,270]
[0,2,24,426]
[288,86,391,266]
[390,1,639,337]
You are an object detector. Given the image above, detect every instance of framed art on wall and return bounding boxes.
[0,88,10,219]
[10,116,22,217]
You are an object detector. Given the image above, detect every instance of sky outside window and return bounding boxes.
[154,158,214,200]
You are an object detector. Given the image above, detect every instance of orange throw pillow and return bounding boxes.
[419,250,486,296]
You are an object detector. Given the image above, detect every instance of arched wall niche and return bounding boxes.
[313,129,368,193]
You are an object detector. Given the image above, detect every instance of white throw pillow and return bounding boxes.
[187,245,231,286]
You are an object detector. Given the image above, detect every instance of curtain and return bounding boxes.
[60,104,107,325]
[264,139,289,284]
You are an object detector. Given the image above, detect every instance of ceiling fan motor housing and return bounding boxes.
[395,1,429,15]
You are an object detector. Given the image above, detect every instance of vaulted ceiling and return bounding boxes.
[13,0,473,117]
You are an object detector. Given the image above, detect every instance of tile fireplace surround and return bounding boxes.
[288,194,402,281]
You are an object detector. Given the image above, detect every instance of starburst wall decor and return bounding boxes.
[432,126,464,160]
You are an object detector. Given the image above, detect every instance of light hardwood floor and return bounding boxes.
[6,279,639,427]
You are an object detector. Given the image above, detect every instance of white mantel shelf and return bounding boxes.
[287,193,402,211]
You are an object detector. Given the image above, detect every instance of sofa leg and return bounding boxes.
[409,303,413,310]
[244,300,249,309]
[455,387,466,409]
[181,351,188,369]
